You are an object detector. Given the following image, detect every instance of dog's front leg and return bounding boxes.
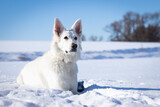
[71,85,78,94]
[70,78,78,94]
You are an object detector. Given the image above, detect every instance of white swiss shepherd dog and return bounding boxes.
[17,18,82,94]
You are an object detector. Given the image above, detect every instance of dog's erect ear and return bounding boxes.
[71,19,82,36]
[54,18,65,37]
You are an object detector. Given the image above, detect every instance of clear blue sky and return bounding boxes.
[0,0,160,41]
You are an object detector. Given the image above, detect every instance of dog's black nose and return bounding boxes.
[72,43,77,49]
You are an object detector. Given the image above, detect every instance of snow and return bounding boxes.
[1,41,160,52]
[0,41,160,107]
[1,41,160,61]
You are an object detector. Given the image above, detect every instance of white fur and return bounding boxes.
[17,18,82,94]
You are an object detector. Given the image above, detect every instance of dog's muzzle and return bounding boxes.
[65,43,77,53]
[71,43,77,52]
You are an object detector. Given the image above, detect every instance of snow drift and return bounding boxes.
[0,41,160,107]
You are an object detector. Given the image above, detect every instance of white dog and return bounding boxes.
[17,18,82,94]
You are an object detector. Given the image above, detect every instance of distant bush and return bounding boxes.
[89,35,103,41]
[19,56,27,61]
[105,11,160,42]
[82,34,86,41]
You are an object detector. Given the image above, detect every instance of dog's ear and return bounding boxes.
[71,19,82,37]
[54,18,65,37]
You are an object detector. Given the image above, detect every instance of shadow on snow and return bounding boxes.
[0,47,160,61]
[81,47,160,60]
[82,84,160,93]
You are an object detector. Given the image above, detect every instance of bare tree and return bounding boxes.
[98,36,103,41]
[105,11,160,42]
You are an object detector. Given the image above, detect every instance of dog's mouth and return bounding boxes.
[65,49,77,54]
[71,48,77,52]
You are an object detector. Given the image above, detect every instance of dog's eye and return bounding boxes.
[64,36,68,40]
[74,37,77,40]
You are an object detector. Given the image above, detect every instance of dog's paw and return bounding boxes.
[77,81,84,92]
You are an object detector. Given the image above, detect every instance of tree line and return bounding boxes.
[82,35,103,41]
[105,11,160,42]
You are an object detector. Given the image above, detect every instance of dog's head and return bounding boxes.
[53,18,82,55]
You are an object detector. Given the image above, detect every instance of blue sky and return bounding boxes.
[0,0,160,41]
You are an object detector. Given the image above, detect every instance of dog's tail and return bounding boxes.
[17,74,24,84]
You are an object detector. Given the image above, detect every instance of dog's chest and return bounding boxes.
[50,60,76,74]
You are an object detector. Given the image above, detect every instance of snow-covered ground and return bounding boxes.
[0,41,160,107]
